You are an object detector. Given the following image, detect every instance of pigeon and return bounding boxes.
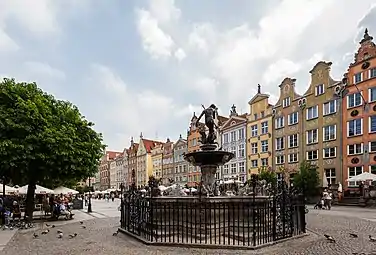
[41,229,49,235]
[51,225,55,228]
[324,234,335,243]
[369,235,376,242]
[45,224,51,227]
[69,233,78,238]
[57,230,63,234]
[79,221,83,225]
[350,233,358,238]
[33,233,38,238]
[57,233,63,239]
[81,226,86,229]
[112,230,119,236]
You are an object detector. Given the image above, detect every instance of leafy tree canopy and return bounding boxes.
[258,166,277,186]
[293,160,320,197]
[0,78,105,216]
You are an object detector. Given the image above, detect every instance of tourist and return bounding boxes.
[111,193,115,202]
[337,182,343,202]
[323,189,332,210]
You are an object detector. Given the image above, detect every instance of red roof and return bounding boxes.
[142,139,164,153]
[106,150,122,160]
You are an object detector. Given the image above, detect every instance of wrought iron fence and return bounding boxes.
[120,179,306,248]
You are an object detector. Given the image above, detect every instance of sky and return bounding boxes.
[1,0,376,151]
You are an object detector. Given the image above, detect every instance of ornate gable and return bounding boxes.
[221,114,247,131]
[275,77,301,106]
[304,61,339,96]
[352,28,376,66]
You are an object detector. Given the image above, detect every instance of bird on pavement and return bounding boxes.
[45,224,51,227]
[79,221,83,225]
[324,234,335,243]
[33,233,38,238]
[81,225,86,229]
[369,235,376,242]
[349,233,358,238]
[113,230,119,236]
[57,230,63,234]
[57,233,63,239]
[69,233,78,238]
[41,230,49,235]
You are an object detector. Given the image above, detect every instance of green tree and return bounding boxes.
[0,78,105,219]
[293,160,320,197]
[258,166,277,186]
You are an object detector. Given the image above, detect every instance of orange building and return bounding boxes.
[342,29,376,188]
[187,113,202,187]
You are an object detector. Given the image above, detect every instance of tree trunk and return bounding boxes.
[25,182,36,221]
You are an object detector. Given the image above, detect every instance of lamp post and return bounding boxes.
[87,177,92,213]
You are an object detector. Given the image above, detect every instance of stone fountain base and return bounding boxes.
[148,196,273,244]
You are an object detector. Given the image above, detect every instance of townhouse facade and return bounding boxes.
[343,29,376,187]
[115,153,124,190]
[173,135,188,185]
[247,85,274,176]
[122,148,129,189]
[109,160,116,189]
[187,113,202,187]
[99,150,121,190]
[221,105,247,182]
[151,143,163,180]
[162,138,174,185]
[127,138,138,187]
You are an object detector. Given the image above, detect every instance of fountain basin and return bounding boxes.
[184,150,234,167]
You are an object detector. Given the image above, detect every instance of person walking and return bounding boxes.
[323,189,332,210]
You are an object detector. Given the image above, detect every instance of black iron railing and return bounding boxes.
[120,182,306,248]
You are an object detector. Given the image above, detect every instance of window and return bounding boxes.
[315,84,324,96]
[348,119,362,137]
[288,153,298,163]
[223,133,229,144]
[283,97,291,108]
[231,131,236,141]
[251,143,258,154]
[261,158,268,166]
[370,68,376,79]
[223,165,229,174]
[251,125,258,137]
[323,100,336,115]
[307,150,318,160]
[369,87,376,102]
[348,143,363,155]
[325,169,336,185]
[306,105,318,120]
[347,93,362,108]
[231,146,236,158]
[323,147,336,158]
[251,160,258,168]
[276,155,285,165]
[275,137,285,150]
[288,134,298,148]
[261,140,268,152]
[370,116,376,133]
[238,144,245,157]
[254,113,257,120]
[238,162,245,173]
[370,141,376,152]
[231,163,236,174]
[306,129,318,144]
[288,112,298,125]
[238,128,245,140]
[261,121,268,134]
[353,73,362,84]
[348,166,363,187]
[261,111,265,118]
[275,117,284,129]
[370,165,376,174]
[323,125,336,141]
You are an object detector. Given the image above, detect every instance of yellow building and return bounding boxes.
[247,85,274,176]
[151,143,164,179]
[136,134,163,187]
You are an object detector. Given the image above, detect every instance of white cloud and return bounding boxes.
[262,59,302,85]
[174,48,186,61]
[149,0,181,23]
[23,61,66,80]
[84,64,194,150]
[0,28,19,53]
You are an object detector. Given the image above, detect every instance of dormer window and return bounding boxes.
[282,97,291,108]
[315,84,324,96]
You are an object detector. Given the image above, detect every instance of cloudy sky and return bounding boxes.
[1,0,376,151]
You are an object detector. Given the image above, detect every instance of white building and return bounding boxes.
[220,105,248,183]
[109,160,116,189]
[115,154,123,190]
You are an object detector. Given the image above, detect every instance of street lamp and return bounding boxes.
[88,177,92,213]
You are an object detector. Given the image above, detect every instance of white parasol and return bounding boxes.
[53,186,79,195]
[346,172,376,182]
[322,171,328,188]
[18,184,54,195]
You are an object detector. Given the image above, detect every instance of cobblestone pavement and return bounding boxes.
[3,207,376,254]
